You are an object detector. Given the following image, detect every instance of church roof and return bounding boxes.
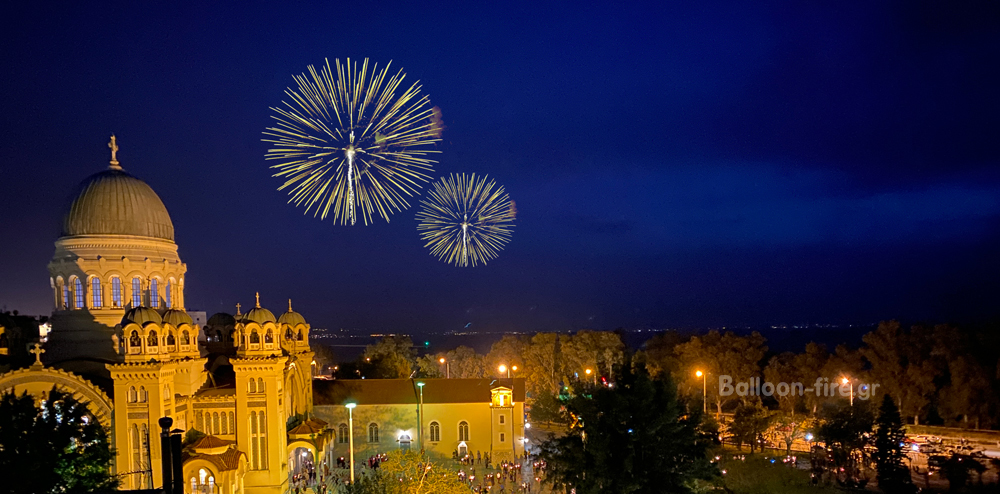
[162,309,193,327]
[242,307,276,325]
[62,167,174,241]
[122,307,162,326]
[313,378,526,406]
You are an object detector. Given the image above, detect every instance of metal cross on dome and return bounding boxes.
[108,135,121,169]
[30,343,45,367]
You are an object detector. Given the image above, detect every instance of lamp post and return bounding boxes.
[416,382,425,453]
[842,377,853,406]
[439,357,449,379]
[696,370,707,414]
[345,402,356,484]
[499,364,509,378]
[585,368,595,386]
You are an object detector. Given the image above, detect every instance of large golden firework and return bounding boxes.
[263,58,443,225]
[416,173,515,267]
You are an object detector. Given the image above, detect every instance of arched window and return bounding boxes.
[147,330,158,347]
[249,379,257,393]
[296,330,304,341]
[264,329,273,344]
[62,283,69,309]
[181,330,190,345]
[338,423,349,444]
[250,329,260,344]
[228,412,234,434]
[221,412,228,434]
[458,421,469,441]
[368,423,379,443]
[129,330,141,352]
[213,412,220,433]
[132,277,142,307]
[257,378,264,392]
[285,328,293,341]
[165,280,172,308]
[111,277,122,307]
[139,386,147,403]
[150,278,159,308]
[429,421,441,442]
[166,331,175,349]
[74,278,84,308]
[91,277,102,308]
[128,386,137,403]
[196,411,204,431]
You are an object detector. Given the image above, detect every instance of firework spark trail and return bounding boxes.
[263,58,442,225]
[416,173,515,267]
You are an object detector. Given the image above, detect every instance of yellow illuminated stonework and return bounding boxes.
[0,139,522,494]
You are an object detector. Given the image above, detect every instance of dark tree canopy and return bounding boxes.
[538,361,717,494]
[873,395,915,494]
[0,387,117,494]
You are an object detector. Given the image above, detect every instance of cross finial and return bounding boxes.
[288,299,293,312]
[30,343,45,367]
[255,292,260,308]
[108,135,121,169]
[235,302,242,315]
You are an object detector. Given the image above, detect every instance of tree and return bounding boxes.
[729,399,773,453]
[362,336,416,378]
[873,395,914,494]
[861,321,941,425]
[675,331,768,416]
[527,390,564,425]
[793,342,830,416]
[816,401,875,485]
[538,360,717,493]
[484,334,527,377]
[523,332,562,398]
[0,387,118,494]
[311,343,338,374]
[771,413,811,457]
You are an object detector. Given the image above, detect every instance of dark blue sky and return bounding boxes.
[2,2,999,333]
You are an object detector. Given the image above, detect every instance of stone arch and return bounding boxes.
[0,367,113,428]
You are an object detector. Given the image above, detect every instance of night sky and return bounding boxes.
[2,3,1000,334]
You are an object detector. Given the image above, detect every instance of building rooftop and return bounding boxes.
[313,378,525,406]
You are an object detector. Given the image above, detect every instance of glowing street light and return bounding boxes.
[696,370,707,414]
[345,402,357,484]
[842,377,853,406]
[499,364,509,378]
[416,382,425,452]
[585,368,595,385]
[439,357,450,379]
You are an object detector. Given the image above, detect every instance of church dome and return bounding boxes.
[278,300,307,326]
[162,309,194,327]
[207,312,236,327]
[62,168,174,241]
[122,307,163,326]
[242,307,276,325]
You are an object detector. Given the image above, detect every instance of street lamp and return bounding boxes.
[585,368,595,385]
[696,370,707,414]
[842,377,853,406]
[416,382,425,453]
[439,357,450,379]
[499,364,509,378]
[345,402,356,484]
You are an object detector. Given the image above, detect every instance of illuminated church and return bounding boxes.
[0,138,524,494]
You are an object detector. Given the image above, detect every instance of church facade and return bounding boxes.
[0,138,524,493]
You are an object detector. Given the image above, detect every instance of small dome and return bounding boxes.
[207,312,236,327]
[242,307,276,325]
[278,300,307,326]
[162,309,193,327]
[62,168,174,241]
[278,311,306,326]
[122,307,162,326]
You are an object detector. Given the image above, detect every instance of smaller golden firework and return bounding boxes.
[416,173,515,267]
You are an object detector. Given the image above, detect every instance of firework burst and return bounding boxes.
[263,58,443,225]
[416,173,515,267]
